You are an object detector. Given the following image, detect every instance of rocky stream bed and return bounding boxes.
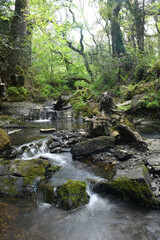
[1,96,160,239]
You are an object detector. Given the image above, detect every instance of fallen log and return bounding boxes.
[40,128,56,133]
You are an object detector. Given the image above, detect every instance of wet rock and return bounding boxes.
[49,141,61,149]
[68,137,81,145]
[151,182,157,190]
[136,120,160,136]
[88,178,108,194]
[114,147,133,161]
[53,180,90,210]
[72,136,115,159]
[50,147,61,153]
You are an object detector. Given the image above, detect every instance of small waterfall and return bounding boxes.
[17,138,49,159]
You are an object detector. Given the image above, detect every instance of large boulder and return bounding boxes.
[90,165,159,208]
[53,180,90,210]
[72,136,115,158]
[107,166,159,208]
[0,129,11,154]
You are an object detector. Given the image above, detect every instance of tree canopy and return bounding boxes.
[0,0,160,100]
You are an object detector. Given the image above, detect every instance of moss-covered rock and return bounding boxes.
[54,180,90,210]
[0,159,61,198]
[0,129,11,154]
[108,177,158,208]
[120,80,159,101]
[0,175,23,197]
[90,165,159,208]
[10,159,60,184]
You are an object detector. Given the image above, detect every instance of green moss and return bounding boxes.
[6,87,28,102]
[0,176,17,197]
[70,88,99,118]
[117,104,131,111]
[120,118,135,130]
[0,129,11,152]
[11,159,47,176]
[47,166,61,173]
[109,177,158,207]
[0,159,11,166]
[10,159,61,186]
[55,180,90,210]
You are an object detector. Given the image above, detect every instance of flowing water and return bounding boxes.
[1,111,160,240]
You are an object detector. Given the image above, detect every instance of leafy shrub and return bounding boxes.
[140,91,160,110]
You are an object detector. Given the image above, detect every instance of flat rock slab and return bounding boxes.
[147,156,160,166]
[147,155,160,171]
[113,166,151,185]
[72,136,115,158]
[145,139,160,152]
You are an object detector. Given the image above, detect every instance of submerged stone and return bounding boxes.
[54,180,90,210]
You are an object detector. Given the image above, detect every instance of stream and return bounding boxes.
[1,110,160,240]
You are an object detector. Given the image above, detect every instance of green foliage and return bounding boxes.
[140,91,160,110]
[117,104,131,111]
[7,87,28,96]
[70,88,99,117]
[6,87,28,102]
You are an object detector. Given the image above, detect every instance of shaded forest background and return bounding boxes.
[0,0,160,112]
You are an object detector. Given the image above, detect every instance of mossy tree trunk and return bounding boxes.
[126,0,145,53]
[1,0,29,84]
[111,0,126,56]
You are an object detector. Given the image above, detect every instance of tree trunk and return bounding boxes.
[111,1,126,56]
[134,0,145,52]
[1,0,29,84]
